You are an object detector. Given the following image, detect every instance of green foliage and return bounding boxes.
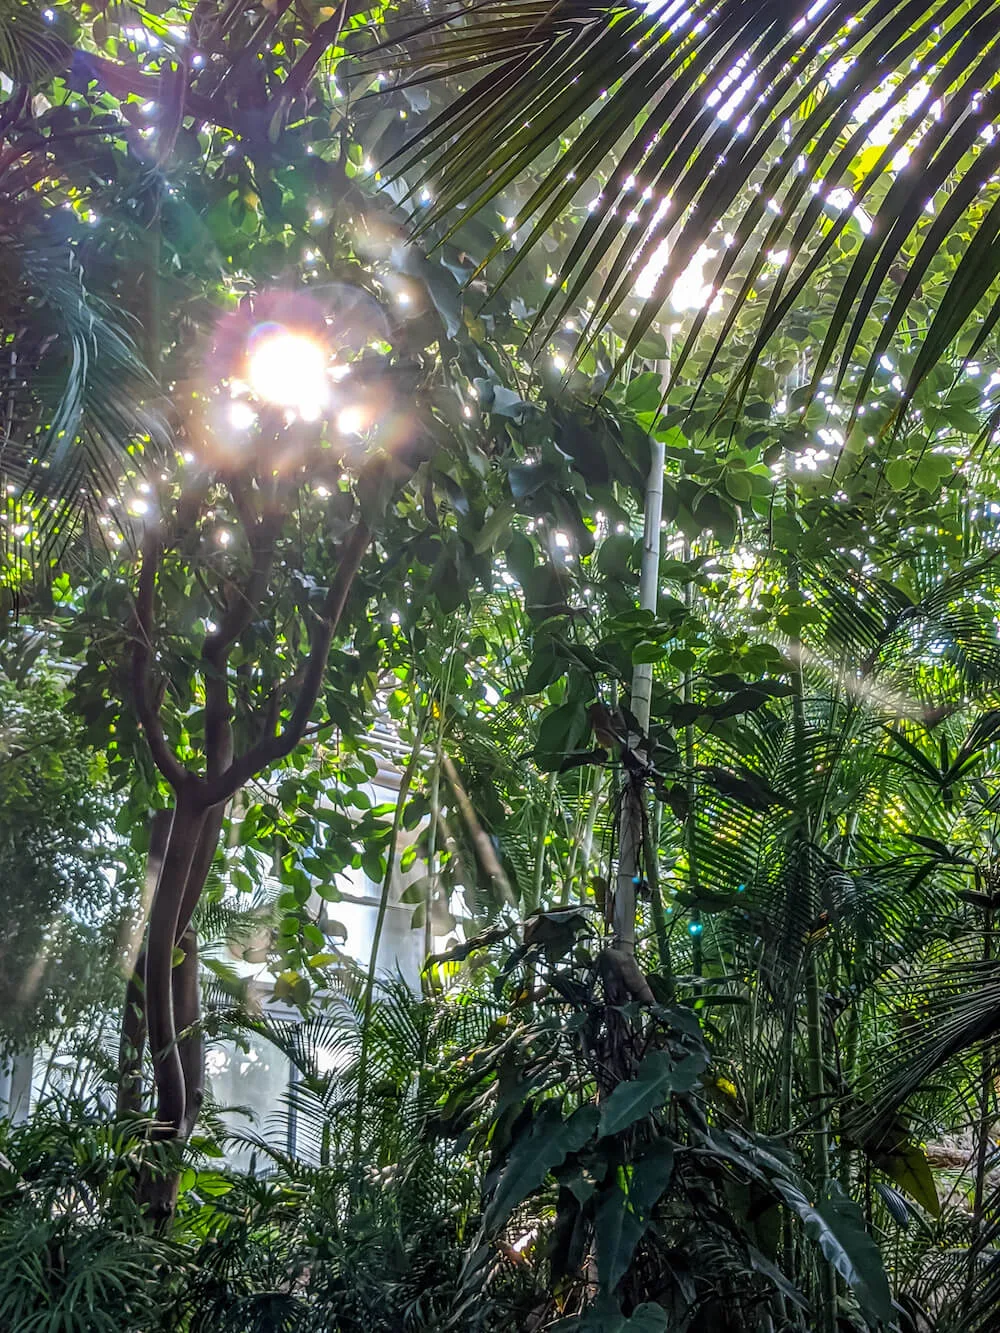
[0,644,138,1048]
[0,976,524,1333]
[0,1103,180,1332]
[392,0,1000,411]
[429,913,892,1330]
[10,1,1000,1329]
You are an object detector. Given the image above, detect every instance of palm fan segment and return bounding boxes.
[0,230,164,577]
[0,9,166,585]
[847,954,1000,1149]
[389,0,1000,406]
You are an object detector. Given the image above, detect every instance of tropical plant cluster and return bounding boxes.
[8,0,1000,1330]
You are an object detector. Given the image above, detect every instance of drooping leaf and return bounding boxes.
[599,1050,693,1138]
[628,1139,675,1213]
[771,1179,894,1325]
[595,1184,646,1292]
[869,1138,941,1218]
[483,1101,599,1234]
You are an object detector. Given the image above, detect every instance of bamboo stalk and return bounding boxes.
[786,479,834,1333]
[682,551,701,975]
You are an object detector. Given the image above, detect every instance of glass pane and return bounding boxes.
[205,1029,292,1171]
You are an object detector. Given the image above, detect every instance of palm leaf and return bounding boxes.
[848,952,1000,1148]
[0,233,167,578]
[385,0,1000,406]
[0,1,69,86]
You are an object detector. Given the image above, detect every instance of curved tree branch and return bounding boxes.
[272,0,349,117]
[175,802,227,943]
[203,519,371,803]
[145,795,206,1135]
[116,808,172,1119]
[174,925,203,1141]
[132,526,194,793]
[203,486,281,780]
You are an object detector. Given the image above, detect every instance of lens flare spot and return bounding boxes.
[246,325,328,415]
[337,406,370,435]
[229,400,257,431]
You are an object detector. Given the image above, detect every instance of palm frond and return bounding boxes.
[0,1,69,86]
[386,0,1000,408]
[0,232,168,577]
[849,953,1000,1147]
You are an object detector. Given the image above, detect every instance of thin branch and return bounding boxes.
[169,472,213,546]
[69,50,240,133]
[441,750,515,904]
[203,519,371,803]
[226,472,259,537]
[202,487,281,778]
[273,0,349,113]
[213,0,293,100]
[131,525,192,792]
[0,733,62,771]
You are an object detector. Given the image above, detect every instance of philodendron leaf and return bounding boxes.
[483,1101,599,1234]
[772,1179,894,1325]
[554,1295,668,1332]
[598,1049,699,1138]
[628,1139,675,1214]
[595,1185,646,1292]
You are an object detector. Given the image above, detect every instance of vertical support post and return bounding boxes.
[0,1048,33,1123]
[612,435,665,954]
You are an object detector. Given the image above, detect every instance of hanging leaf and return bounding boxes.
[598,1048,703,1138]
[483,1101,600,1234]
[862,1123,941,1217]
[535,699,591,769]
[595,1184,646,1292]
[770,1179,894,1325]
[874,1182,913,1229]
[628,1139,675,1213]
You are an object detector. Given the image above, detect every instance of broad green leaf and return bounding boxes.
[771,1180,894,1325]
[599,1051,685,1138]
[524,642,565,694]
[874,1141,940,1218]
[595,1185,646,1292]
[884,458,911,491]
[555,1296,668,1333]
[483,1102,599,1234]
[625,371,662,413]
[912,453,952,491]
[536,700,590,766]
[628,1140,675,1214]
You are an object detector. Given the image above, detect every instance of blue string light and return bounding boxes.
[688,920,703,937]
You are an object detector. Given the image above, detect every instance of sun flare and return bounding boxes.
[245,326,329,419]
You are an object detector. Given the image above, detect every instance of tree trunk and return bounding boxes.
[117,809,171,1118]
[121,503,373,1223]
[145,796,206,1135]
[119,801,226,1134]
[174,924,203,1141]
[132,801,222,1224]
[612,435,665,953]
